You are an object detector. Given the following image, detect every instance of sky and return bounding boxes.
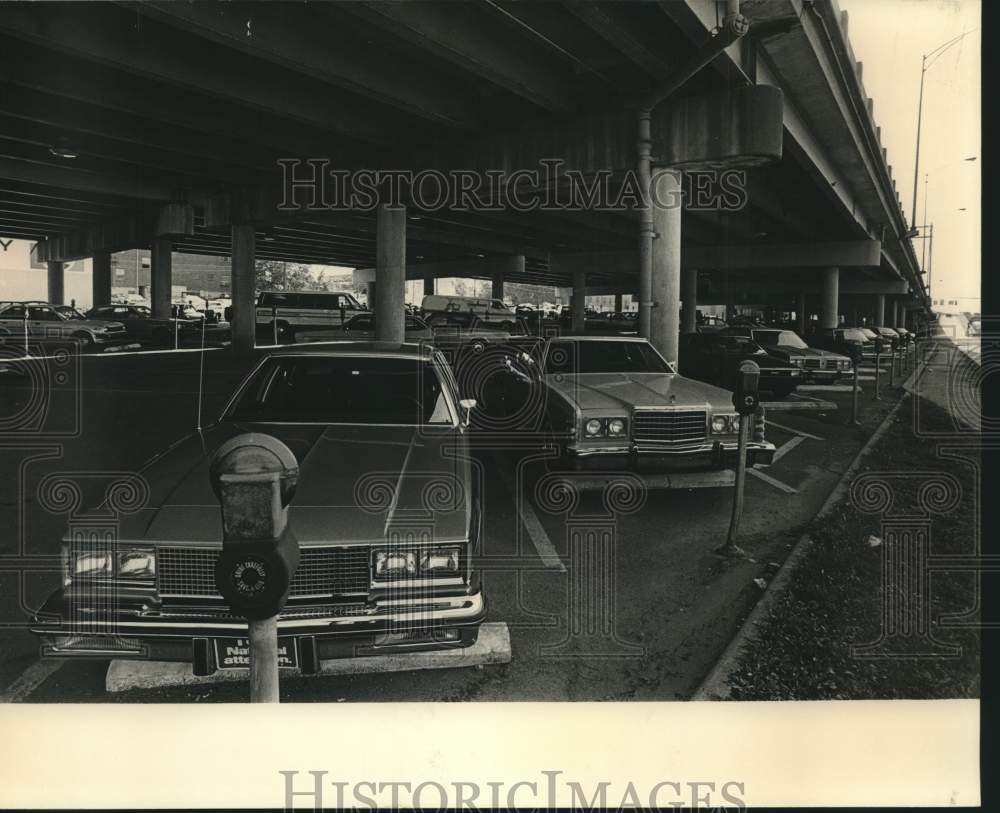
[838,0,980,303]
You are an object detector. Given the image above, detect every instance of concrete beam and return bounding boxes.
[398,255,525,282]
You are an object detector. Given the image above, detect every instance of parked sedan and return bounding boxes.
[30,342,486,672]
[806,326,878,362]
[87,303,225,346]
[0,301,131,350]
[295,313,434,343]
[871,325,902,350]
[527,336,775,472]
[679,332,803,398]
[723,327,852,384]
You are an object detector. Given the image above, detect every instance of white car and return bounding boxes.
[0,301,130,349]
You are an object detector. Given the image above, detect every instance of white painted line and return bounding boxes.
[761,399,837,412]
[796,384,856,393]
[0,658,63,703]
[106,622,512,692]
[564,470,734,490]
[748,468,798,494]
[494,458,566,572]
[765,420,825,441]
[771,434,806,463]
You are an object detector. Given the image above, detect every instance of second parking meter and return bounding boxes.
[732,359,761,416]
[873,337,884,401]
[848,343,862,426]
[210,434,300,621]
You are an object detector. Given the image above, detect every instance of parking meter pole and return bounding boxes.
[174,316,179,350]
[873,347,881,401]
[722,415,748,557]
[272,306,279,345]
[888,344,895,387]
[850,365,860,426]
[249,615,280,703]
[22,310,29,357]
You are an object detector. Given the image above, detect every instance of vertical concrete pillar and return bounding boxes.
[614,293,623,313]
[797,293,807,334]
[151,237,172,320]
[366,282,377,311]
[230,225,256,353]
[491,272,504,302]
[92,252,112,308]
[894,300,903,328]
[680,267,697,334]
[875,294,885,326]
[375,205,406,343]
[46,261,65,305]
[650,169,682,365]
[423,274,434,297]
[571,269,586,334]
[820,267,840,330]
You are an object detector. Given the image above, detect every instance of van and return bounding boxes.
[420,294,515,328]
[253,290,365,339]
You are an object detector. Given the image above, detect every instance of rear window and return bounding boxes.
[225,355,453,425]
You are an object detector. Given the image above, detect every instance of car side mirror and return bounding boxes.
[459,398,477,425]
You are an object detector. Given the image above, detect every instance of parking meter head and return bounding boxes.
[732,360,760,416]
[874,337,885,355]
[848,343,864,365]
[210,434,298,517]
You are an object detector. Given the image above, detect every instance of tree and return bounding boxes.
[255,260,330,292]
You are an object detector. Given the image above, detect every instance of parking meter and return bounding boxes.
[732,360,761,416]
[210,433,300,621]
[847,344,862,426]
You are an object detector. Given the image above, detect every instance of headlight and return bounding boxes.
[584,418,604,437]
[419,547,460,575]
[73,551,113,578]
[117,549,155,580]
[373,550,417,579]
[607,418,627,437]
[711,413,738,434]
[790,357,805,367]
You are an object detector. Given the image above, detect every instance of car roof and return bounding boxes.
[547,334,650,343]
[267,341,436,360]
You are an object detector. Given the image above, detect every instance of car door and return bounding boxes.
[27,305,65,338]
[0,304,27,336]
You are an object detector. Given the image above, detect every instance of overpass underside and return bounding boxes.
[0,0,927,357]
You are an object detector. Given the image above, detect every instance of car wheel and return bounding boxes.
[71,330,94,349]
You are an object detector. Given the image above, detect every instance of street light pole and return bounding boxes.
[909,29,976,226]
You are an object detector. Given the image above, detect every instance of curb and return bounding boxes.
[691,354,927,701]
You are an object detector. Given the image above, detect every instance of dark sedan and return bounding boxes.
[722,327,852,384]
[806,326,878,362]
[679,332,803,398]
[30,342,486,674]
[87,303,230,346]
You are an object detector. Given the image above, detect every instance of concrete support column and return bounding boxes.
[423,274,434,297]
[885,296,895,327]
[366,282,377,311]
[874,294,885,327]
[375,205,406,343]
[491,273,504,302]
[571,269,586,334]
[650,169,682,365]
[46,261,65,305]
[680,267,697,334]
[614,293,623,313]
[894,300,903,329]
[151,237,172,320]
[92,252,112,308]
[230,225,256,353]
[796,293,807,334]
[820,267,840,330]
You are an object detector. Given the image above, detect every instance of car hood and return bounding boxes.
[110,422,469,546]
[767,345,848,361]
[544,372,733,411]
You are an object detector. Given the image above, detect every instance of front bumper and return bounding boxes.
[30,587,486,668]
[804,369,849,383]
[564,439,776,472]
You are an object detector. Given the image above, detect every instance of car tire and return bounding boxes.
[71,330,94,349]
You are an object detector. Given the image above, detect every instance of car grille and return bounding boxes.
[157,546,371,599]
[804,358,824,370]
[632,410,706,445]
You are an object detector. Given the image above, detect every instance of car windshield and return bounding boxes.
[544,340,673,374]
[840,329,869,342]
[858,328,878,340]
[754,330,808,349]
[225,355,453,425]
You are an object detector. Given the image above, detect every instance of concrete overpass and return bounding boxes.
[0,0,927,358]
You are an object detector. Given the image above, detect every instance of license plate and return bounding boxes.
[214,637,299,670]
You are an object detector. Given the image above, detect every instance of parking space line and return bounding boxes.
[493,456,566,572]
[771,435,806,463]
[0,658,62,703]
[748,468,798,494]
[766,420,825,441]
